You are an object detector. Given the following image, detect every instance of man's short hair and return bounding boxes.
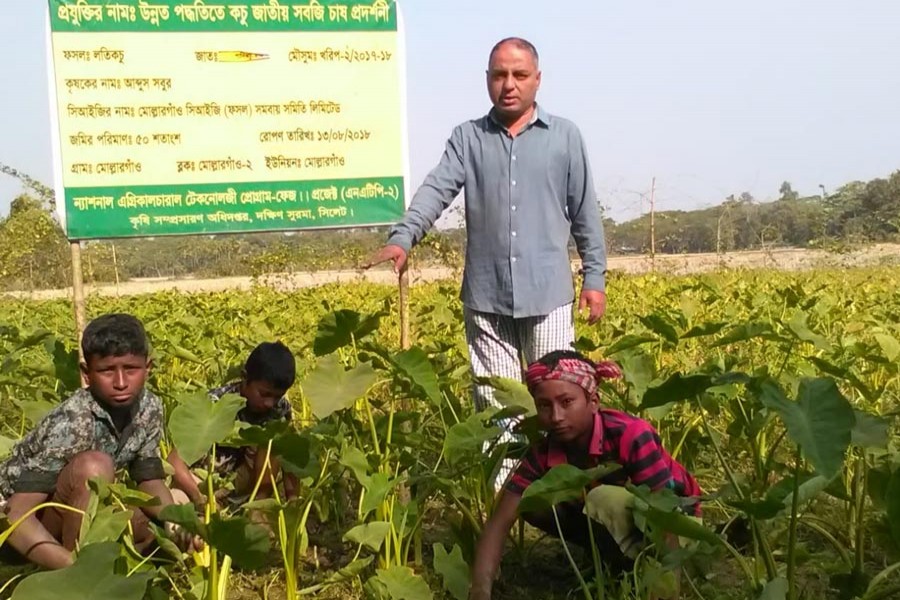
[489,37,540,67]
[244,341,296,390]
[81,313,149,361]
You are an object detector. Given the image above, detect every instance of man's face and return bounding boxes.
[240,379,286,414]
[83,353,150,408]
[486,42,541,122]
[533,380,596,444]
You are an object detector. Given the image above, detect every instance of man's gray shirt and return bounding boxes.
[387,106,606,318]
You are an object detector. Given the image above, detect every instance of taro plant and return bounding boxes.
[161,390,272,600]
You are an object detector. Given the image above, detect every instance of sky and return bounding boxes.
[1,0,899,224]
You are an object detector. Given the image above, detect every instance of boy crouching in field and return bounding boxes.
[168,341,299,507]
[0,314,199,570]
[469,350,702,600]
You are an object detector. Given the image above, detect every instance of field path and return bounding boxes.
[5,243,898,300]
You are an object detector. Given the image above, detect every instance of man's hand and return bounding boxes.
[361,244,408,273]
[578,289,606,324]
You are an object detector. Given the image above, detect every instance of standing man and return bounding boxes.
[365,37,607,484]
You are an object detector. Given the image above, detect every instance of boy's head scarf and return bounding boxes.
[524,357,621,399]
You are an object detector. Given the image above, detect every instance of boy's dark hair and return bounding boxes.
[244,341,296,390]
[534,349,595,370]
[81,313,149,361]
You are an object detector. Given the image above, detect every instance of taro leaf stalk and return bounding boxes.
[167,391,245,600]
[642,371,771,588]
[519,464,622,600]
[758,377,855,600]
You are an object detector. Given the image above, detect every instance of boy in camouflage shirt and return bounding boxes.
[0,314,197,569]
[168,341,298,505]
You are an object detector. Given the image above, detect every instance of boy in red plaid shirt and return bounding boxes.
[469,350,701,600]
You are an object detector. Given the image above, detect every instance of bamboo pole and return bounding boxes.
[70,241,86,364]
[398,262,410,350]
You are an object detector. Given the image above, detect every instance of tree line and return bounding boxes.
[604,174,900,254]
[0,168,898,291]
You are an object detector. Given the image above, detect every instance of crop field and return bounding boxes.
[1,266,898,600]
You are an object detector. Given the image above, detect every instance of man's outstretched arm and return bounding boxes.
[363,126,467,271]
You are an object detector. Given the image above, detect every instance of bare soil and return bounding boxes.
[5,244,898,301]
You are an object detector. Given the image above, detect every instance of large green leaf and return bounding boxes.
[207,515,271,569]
[237,419,291,446]
[272,431,311,475]
[303,355,377,419]
[519,464,619,514]
[681,322,727,339]
[779,475,831,511]
[432,543,470,600]
[605,334,657,356]
[442,412,501,466]
[49,339,81,392]
[712,322,775,347]
[393,347,442,405]
[866,466,891,511]
[80,507,133,546]
[159,503,207,537]
[786,311,829,351]
[11,542,152,600]
[850,410,890,449]
[19,399,55,427]
[640,373,713,410]
[887,469,900,547]
[340,445,372,488]
[0,435,15,459]
[360,473,398,517]
[757,577,788,600]
[616,349,655,401]
[169,391,244,465]
[168,344,203,364]
[313,310,382,356]
[374,566,434,600]
[147,521,184,562]
[726,497,784,520]
[641,508,720,545]
[758,378,855,479]
[86,480,161,508]
[1,329,53,373]
[874,333,900,362]
[484,377,535,417]
[343,521,391,552]
[639,314,680,345]
[807,356,875,402]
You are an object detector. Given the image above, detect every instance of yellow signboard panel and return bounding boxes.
[47,0,407,239]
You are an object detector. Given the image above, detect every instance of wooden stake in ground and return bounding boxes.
[649,176,657,269]
[70,241,86,364]
[399,262,410,350]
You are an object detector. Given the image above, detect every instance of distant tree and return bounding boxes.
[0,195,69,290]
[779,181,799,202]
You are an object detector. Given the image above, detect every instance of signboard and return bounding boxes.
[46,0,406,240]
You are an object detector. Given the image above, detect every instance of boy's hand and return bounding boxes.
[164,522,205,552]
[190,493,208,511]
